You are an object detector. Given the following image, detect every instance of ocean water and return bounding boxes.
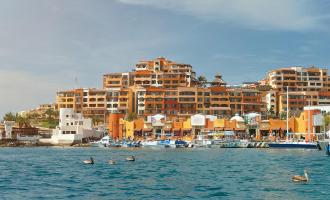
[0,147,329,200]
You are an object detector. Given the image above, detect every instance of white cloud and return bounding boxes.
[118,0,327,31]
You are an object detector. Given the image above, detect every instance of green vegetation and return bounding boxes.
[197,76,207,87]
[40,120,58,129]
[91,116,103,126]
[16,115,31,128]
[126,112,137,122]
[2,108,59,129]
[280,111,287,120]
[3,112,17,121]
[266,107,276,119]
[324,114,330,127]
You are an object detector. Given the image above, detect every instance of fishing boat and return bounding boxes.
[109,141,122,147]
[175,139,189,148]
[121,140,142,148]
[193,133,213,148]
[157,139,175,148]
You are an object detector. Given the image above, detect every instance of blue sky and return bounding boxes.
[1,0,330,117]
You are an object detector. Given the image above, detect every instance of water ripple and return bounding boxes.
[0,148,328,199]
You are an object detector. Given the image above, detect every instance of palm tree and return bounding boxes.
[280,111,287,120]
[41,109,59,128]
[266,107,276,119]
[45,108,58,120]
[197,76,207,87]
[126,112,137,122]
[91,116,103,126]
[324,113,330,129]
[3,112,17,121]
[15,115,30,128]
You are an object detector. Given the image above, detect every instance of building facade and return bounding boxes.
[55,58,329,126]
[265,66,330,115]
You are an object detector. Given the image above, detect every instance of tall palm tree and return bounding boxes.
[126,112,137,122]
[16,116,30,128]
[3,112,17,121]
[197,76,207,87]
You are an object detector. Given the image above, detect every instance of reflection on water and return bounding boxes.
[0,147,328,199]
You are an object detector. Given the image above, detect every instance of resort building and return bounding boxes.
[265,66,330,115]
[107,107,328,142]
[103,72,132,89]
[56,88,107,123]
[55,58,329,130]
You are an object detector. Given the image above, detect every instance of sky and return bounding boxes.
[1,0,330,117]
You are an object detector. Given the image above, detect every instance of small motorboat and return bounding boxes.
[90,136,111,147]
[292,169,308,182]
[83,157,94,164]
[175,140,188,148]
[126,155,135,161]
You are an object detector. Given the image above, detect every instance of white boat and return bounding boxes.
[193,134,213,148]
[317,130,330,150]
[317,139,330,150]
[90,135,111,147]
[141,140,158,147]
[238,139,250,148]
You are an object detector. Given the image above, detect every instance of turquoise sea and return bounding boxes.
[0,147,329,200]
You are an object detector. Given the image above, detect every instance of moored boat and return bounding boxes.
[90,135,111,147]
[326,144,330,156]
[175,140,188,148]
[268,141,317,149]
[141,140,158,147]
[317,140,330,151]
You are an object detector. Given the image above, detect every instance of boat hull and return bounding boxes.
[268,143,317,149]
[326,144,330,156]
[317,140,330,151]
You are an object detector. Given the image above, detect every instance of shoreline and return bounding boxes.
[0,141,91,148]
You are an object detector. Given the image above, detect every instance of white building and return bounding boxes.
[304,105,330,113]
[266,90,277,112]
[40,108,100,145]
[4,121,15,139]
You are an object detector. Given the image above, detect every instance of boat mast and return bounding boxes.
[308,99,311,142]
[286,86,289,142]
